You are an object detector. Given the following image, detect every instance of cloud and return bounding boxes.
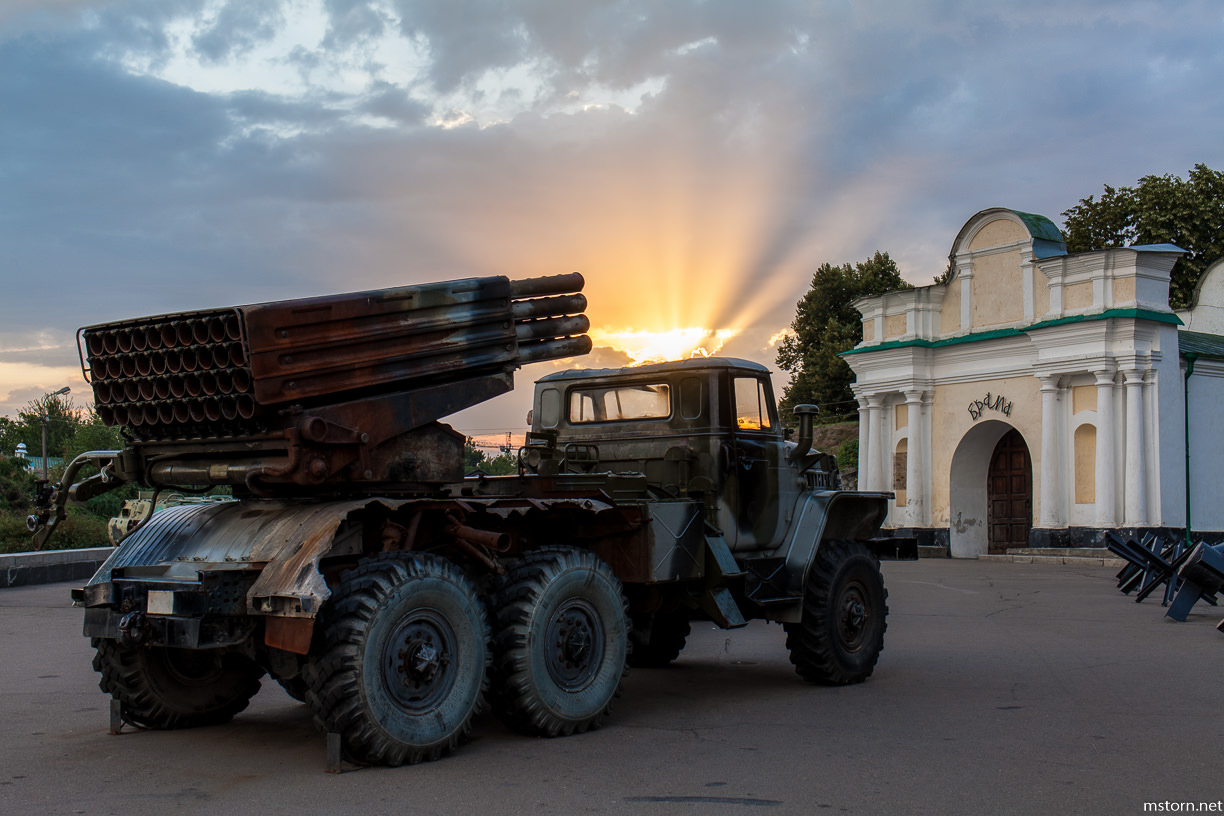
[2,0,1223,432]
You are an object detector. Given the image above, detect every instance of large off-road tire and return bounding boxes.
[490,547,629,737]
[784,539,888,685]
[92,639,264,729]
[304,553,490,766]
[276,676,308,703]
[628,610,691,668]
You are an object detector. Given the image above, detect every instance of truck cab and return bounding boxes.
[527,358,837,553]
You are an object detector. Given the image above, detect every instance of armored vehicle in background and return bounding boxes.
[31,273,909,767]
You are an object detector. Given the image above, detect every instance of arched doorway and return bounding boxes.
[987,429,1032,554]
[949,420,1031,558]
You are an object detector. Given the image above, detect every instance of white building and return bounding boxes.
[844,207,1224,557]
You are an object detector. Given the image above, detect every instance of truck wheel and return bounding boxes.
[784,539,887,685]
[92,638,263,729]
[276,676,308,702]
[490,547,629,737]
[305,553,489,766]
[628,611,691,668]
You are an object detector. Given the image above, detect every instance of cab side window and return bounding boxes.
[733,377,773,431]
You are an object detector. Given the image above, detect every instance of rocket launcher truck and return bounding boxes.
[31,272,912,767]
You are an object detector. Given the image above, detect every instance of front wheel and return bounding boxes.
[92,639,263,729]
[784,539,888,685]
[489,547,629,737]
[304,553,490,766]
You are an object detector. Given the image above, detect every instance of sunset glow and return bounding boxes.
[589,327,740,365]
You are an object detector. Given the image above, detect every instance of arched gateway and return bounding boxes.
[842,207,1224,556]
[947,420,1032,557]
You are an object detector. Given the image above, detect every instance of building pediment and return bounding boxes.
[849,208,1183,353]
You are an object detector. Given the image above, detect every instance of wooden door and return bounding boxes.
[988,429,1032,554]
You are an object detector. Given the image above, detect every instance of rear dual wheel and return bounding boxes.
[304,552,490,766]
[489,547,629,737]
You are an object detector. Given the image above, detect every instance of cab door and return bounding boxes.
[723,375,783,551]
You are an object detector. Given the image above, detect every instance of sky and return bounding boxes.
[2,0,1222,445]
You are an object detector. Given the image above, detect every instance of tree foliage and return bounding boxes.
[1062,163,1224,308]
[0,457,36,512]
[776,251,911,421]
[0,393,82,466]
[0,401,131,550]
[463,437,517,476]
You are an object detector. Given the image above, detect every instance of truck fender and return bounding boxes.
[746,490,890,623]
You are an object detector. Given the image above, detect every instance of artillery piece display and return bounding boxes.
[32,272,911,767]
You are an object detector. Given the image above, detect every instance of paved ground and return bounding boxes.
[1,560,1220,816]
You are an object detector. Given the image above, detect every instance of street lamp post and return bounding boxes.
[41,386,71,481]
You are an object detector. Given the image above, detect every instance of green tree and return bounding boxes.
[463,437,517,475]
[6,392,82,470]
[1062,163,1224,308]
[0,456,35,511]
[481,453,518,475]
[776,251,912,421]
[464,437,488,471]
[0,417,20,459]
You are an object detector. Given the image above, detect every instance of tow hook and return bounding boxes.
[117,611,151,647]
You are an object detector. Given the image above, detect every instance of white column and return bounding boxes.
[1142,368,1160,523]
[904,390,926,527]
[856,396,871,490]
[867,395,886,492]
[1038,375,1062,527]
[1123,368,1147,526]
[1094,369,1117,526]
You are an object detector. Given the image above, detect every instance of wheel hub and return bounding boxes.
[546,600,605,692]
[837,583,870,651]
[562,625,592,664]
[402,641,441,683]
[385,612,456,712]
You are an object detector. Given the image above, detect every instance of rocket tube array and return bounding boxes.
[84,311,257,433]
[81,274,590,439]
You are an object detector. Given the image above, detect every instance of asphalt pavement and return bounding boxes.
[1,560,1220,816]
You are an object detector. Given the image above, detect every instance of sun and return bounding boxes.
[589,327,739,365]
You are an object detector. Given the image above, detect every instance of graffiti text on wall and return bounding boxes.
[968,392,1013,421]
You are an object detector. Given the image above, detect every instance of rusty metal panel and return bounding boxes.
[84,499,367,618]
[78,274,590,444]
[240,276,513,354]
[85,494,639,624]
[240,276,519,404]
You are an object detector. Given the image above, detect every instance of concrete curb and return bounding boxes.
[977,553,1126,567]
[0,548,113,589]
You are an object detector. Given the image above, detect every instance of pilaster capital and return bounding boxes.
[1038,373,1061,392]
[1093,368,1117,388]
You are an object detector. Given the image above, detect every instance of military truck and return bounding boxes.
[31,273,910,767]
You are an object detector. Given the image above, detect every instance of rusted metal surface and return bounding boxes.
[79,274,590,445]
[264,615,315,655]
[82,494,634,631]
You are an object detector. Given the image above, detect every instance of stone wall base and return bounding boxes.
[0,548,113,589]
[875,526,1224,558]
